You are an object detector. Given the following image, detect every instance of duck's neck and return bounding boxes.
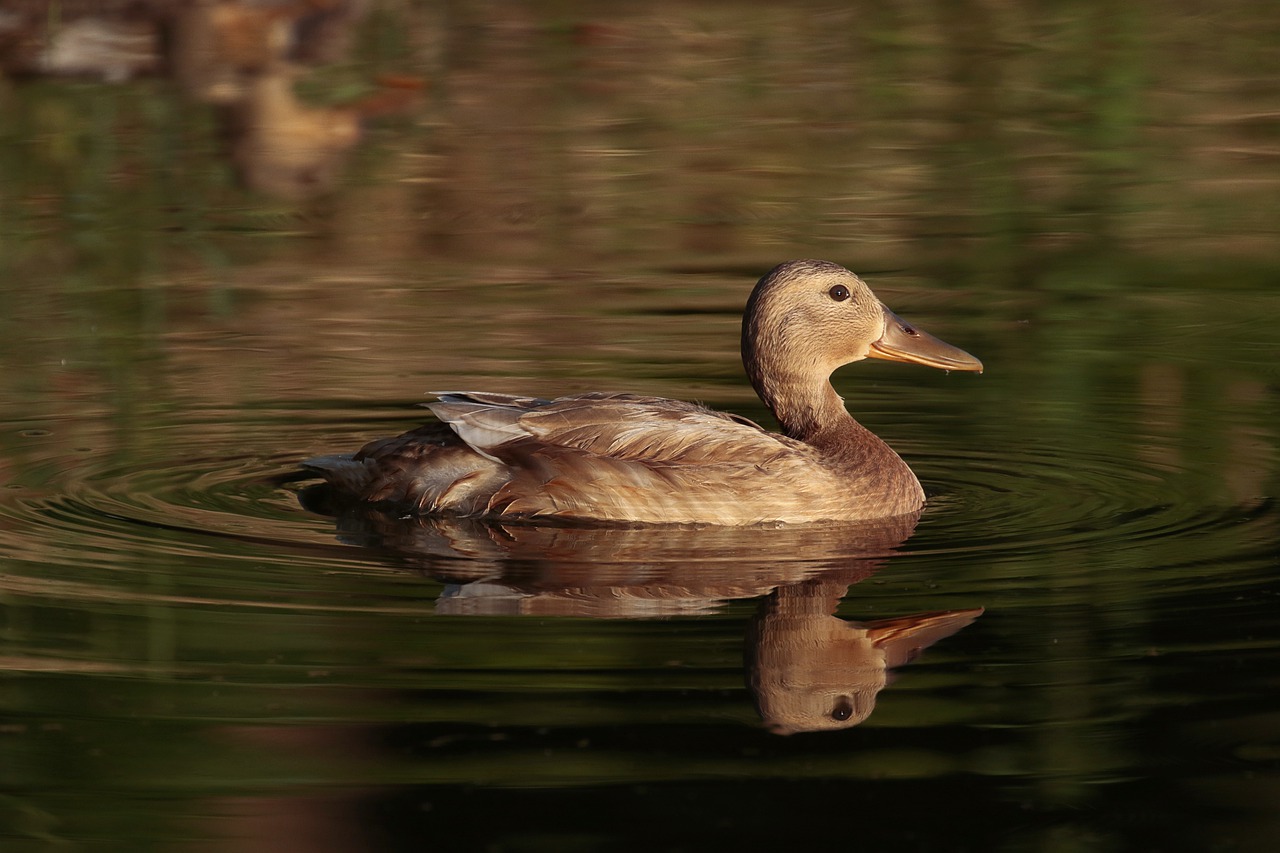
[740,284,927,514]
[757,368,857,447]
[749,358,913,480]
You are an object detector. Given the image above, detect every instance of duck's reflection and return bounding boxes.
[302,485,982,733]
[748,579,980,734]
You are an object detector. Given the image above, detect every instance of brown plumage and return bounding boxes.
[302,260,982,524]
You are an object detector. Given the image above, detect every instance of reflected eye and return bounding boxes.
[828,284,851,302]
[830,697,854,721]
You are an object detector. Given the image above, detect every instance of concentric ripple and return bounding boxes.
[0,409,423,612]
[1,401,1273,613]
[912,441,1238,555]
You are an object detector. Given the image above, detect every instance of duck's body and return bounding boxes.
[306,390,922,525]
[303,260,982,525]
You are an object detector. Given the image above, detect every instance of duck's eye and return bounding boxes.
[831,697,854,721]
[828,284,851,302]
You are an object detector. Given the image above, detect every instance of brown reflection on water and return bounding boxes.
[749,582,981,735]
[186,726,377,853]
[171,1,421,200]
[305,495,983,733]
[184,790,371,853]
[4,1,1277,268]
[2,0,417,199]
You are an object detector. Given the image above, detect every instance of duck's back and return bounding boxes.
[303,391,922,524]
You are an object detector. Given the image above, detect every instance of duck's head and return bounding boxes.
[742,259,982,386]
[740,260,982,438]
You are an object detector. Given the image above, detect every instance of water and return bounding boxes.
[3,3,1279,851]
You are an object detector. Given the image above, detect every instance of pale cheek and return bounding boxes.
[829,341,871,368]
[844,338,875,363]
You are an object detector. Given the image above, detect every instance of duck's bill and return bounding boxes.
[869,307,984,373]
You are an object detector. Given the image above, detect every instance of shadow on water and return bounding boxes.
[300,484,982,735]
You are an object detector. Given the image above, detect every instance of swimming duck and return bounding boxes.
[302,259,982,525]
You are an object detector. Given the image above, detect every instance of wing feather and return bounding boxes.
[433,392,802,468]
[306,391,866,524]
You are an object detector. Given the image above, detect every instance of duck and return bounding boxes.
[302,259,982,525]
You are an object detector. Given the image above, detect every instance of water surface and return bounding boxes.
[2,3,1279,851]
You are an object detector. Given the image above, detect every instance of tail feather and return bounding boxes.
[300,454,375,495]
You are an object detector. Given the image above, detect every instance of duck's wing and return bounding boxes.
[423,391,829,523]
[427,391,798,469]
[306,391,836,523]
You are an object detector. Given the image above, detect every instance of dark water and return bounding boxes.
[3,3,1279,852]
